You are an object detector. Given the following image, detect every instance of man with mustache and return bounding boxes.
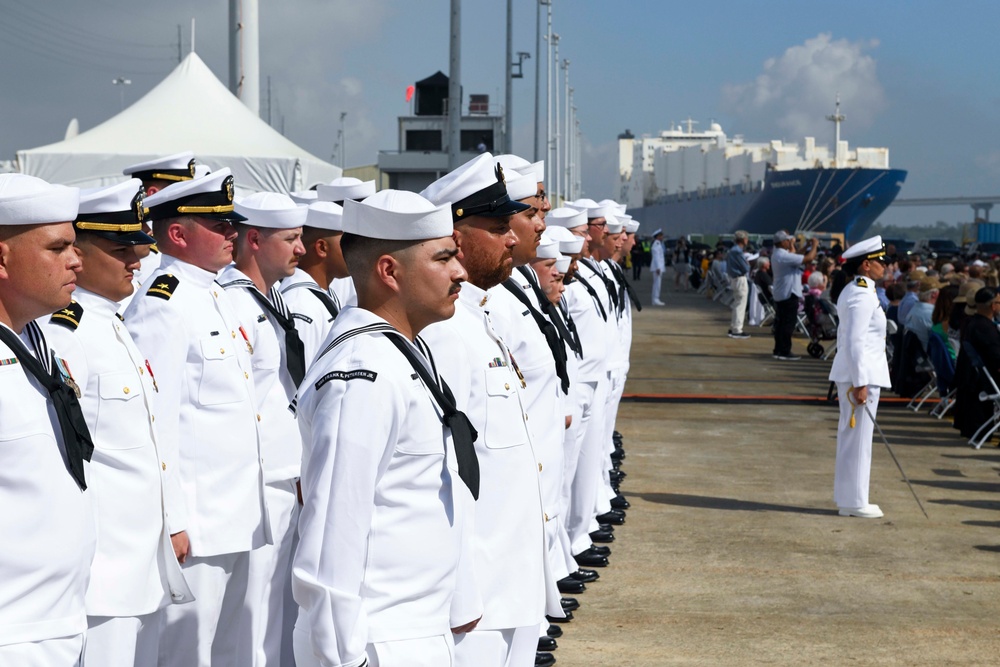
[218,192,308,666]
[420,153,563,667]
[0,173,94,666]
[292,190,479,667]
[124,169,271,667]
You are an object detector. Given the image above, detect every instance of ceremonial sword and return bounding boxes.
[863,403,930,519]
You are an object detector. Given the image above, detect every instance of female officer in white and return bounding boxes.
[828,236,891,518]
[40,180,193,667]
[293,191,481,667]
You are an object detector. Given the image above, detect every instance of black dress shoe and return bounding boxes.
[596,511,625,525]
[571,568,600,582]
[547,623,563,638]
[589,544,611,557]
[560,596,580,612]
[556,576,586,594]
[609,469,626,483]
[538,636,558,652]
[611,494,631,510]
[599,523,613,532]
[611,482,620,495]
[611,446,625,461]
[613,430,623,440]
[574,547,609,567]
[590,528,615,543]
[535,652,557,667]
[547,611,572,623]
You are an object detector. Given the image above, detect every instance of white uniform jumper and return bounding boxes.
[828,276,891,510]
[293,307,479,667]
[124,255,271,667]
[281,267,341,367]
[0,324,96,666]
[220,266,304,667]
[41,289,194,667]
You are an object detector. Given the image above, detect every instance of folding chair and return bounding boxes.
[961,342,1000,449]
[906,335,938,411]
[927,332,956,419]
[755,288,776,328]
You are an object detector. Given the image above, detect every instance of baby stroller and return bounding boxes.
[802,293,838,358]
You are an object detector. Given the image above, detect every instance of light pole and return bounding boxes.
[339,112,347,167]
[552,34,560,205]
[112,76,131,111]
[563,60,570,203]
[534,0,551,162]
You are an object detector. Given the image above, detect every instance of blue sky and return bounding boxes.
[1,0,998,228]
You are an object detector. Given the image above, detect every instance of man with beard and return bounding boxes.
[292,190,480,667]
[420,154,562,667]
[218,192,308,666]
[0,174,94,667]
[124,169,271,667]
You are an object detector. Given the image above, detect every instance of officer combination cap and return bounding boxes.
[652,228,663,237]
[535,235,561,259]
[545,207,587,230]
[317,177,376,204]
[504,170,538,202]
[123,151,197,183]
[420,152,529,221]
[544,226,584,255]
[75,178,154,245]
[555,255,571,274]
[0,173,79,226]
[842,235,886,262]
[304,201,344,232]
[342,189,453,241]
[145,168,247,223]
[234,192,308,230]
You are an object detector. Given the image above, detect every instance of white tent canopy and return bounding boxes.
[17,53,340,193]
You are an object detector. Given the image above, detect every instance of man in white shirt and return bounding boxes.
[420,153,563,667]
[650,229,666,305]
[125,169,271,667]
[771,230,819,360]
[0,174,95,666]
[293,190,481,667]
[41,180,194,667]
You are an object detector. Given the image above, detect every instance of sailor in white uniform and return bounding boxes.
[420,153,562,667]
[292,190,480,667]
[650,229,665,305]
[315,177,377,310]
[281,201,349,366]
[828,235,891,519]
[0,174,95,667]
[124,169,271,667]
[218,192,308,666]
[39,180,194,667]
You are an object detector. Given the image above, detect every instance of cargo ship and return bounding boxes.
[617,103,906,243]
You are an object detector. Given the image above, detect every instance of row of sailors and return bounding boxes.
[0,148,642,667]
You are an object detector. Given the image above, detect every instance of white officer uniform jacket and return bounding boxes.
[422,282,562,630]
[280,268,340,368]
[488,271,566,521]
[829,276,891,389]
[293,307,480,667]
[124,254,271,557]
[219,266,302,484]
[0,324,96,646]
[650,239,665,272]
[40,288,193,616]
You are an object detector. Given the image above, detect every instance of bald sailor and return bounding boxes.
[0,174,95,666]
[219,192,308,666]
[293,190,480,667]
[124,169,271,667]
[40,180,193,667]
[420,153,562,667]
[829,235,891,519]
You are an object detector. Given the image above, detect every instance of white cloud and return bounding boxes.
[722,33,886,140]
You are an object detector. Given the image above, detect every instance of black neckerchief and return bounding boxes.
[502,277,570,393]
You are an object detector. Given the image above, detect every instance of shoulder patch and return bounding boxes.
[315,369,378,391]
[854,276,868,288]
[50,301,84,330]
[147,274,179,300]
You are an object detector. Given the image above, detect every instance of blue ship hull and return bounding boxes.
[631,167,907,243]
